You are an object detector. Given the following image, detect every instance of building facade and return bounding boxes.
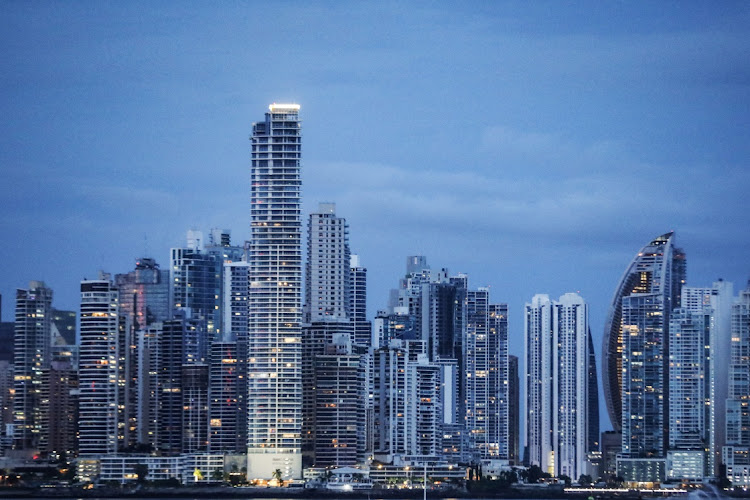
[607,232,685,481]
[78,274,129,456]
[13,281,53,453]
[247,103,303,479]
[525,293,591,479]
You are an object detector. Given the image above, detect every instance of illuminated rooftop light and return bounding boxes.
[269,103,300,112]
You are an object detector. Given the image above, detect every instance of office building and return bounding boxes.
[247,103,303,479]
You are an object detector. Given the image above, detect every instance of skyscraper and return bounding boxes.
[681,280,734,476]
[666,308,711,480]
[304,203,350,324]
[508,355,520,465]
[115,257,170,330]
[525,293,591,479]
[247,103,302,479]
[13,281,53,453]
[603,231,685,436]
[465,289,509,461]
[604,232,685,482]
[349,254,370,347]
[78,273,128,456]
[723,283,750,485]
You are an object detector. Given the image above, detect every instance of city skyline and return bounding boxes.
[2,3,749,436]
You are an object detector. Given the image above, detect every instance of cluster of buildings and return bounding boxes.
[598,232,750,485]
[0,103,748,489]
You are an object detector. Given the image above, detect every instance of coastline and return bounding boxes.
[0,484,696,499]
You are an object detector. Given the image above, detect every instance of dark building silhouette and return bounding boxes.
[509,354,519,464]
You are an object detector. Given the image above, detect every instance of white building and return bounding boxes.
[98,453,224,484]
[724,284,750,485]
[681,280,734,477]
[247,103,303,479]
[525,293,590,480]
[304,202,350,323]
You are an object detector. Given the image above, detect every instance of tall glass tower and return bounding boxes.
[603,232,685,433]
[247,103,302,479]
[603,232,685,481]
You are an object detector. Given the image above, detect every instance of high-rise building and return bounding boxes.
[587,329,599,455]
[525,293,591,479]
[312,337,364,467]
[508,355,520,465]
[78,274,128,456]
[350,254,370,347]
[213,260,250,453]
[13,281,53,453]
[301,203,371,468]
[666,308,711,481]
[465,289,509,461]
[605,232,685,482]
[0,361,14,450]
[182,363,209,453]
[154,313,204,454]
[247,103,303,479]
[681,280,734,476]
[724,283,750,485]
[40,359,78,458]
[603,232,685,434]
[170,243,218,360]
[208,340,244,454]
[304,203,350,323]
[372,340,439,463]
[115,257,170,330]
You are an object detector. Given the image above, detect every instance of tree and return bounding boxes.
[211,468,224,482]
[559,474,571,486]
[522,465,549,484]
[272,468,283,485]
[578,474,593,486]
[134,463,149,484]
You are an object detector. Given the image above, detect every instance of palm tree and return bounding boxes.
[272,468,283,486]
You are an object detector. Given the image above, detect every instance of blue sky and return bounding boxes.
[1,2,749,431]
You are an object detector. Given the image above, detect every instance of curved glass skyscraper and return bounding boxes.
[602,232,686,433]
